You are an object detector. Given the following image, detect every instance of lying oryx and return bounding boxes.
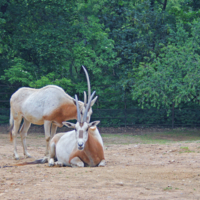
[48,93,105,167]
[9,66,98,160]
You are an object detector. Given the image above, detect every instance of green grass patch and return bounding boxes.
[163,186,172,191]
[102,129,200,145]
[137,134,173,144]
[102,134,131,138]
[179,146,195,153]
[180,146,189,150]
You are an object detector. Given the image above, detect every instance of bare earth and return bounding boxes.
[1,132,200,200]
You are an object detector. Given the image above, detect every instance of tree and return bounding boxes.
[96,0,175,99]
[132,20,200,110]
[0,0,119,100]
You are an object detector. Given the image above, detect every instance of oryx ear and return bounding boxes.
[62,122,76,129]
[89,120,100,128]
[72,98,76,105]
[90,96,98,107]
[72,99,82,110]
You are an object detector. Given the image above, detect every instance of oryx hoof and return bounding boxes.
[42,156,49,163]
[48,158,55,167]
[98,160,106,167]
[48,163,54,167]
[24,154,32,159]
[13,154,19,160]
[55,161,63,167]
[71,162,84,168]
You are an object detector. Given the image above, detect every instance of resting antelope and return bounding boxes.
[48,93,105,167]
[9,66,98,160]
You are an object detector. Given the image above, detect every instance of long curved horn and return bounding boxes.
[84,91,87,107]
[75,95,81,122]
[82,65,91,102]
[83,91,96,122]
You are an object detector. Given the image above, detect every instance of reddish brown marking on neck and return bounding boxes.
[43,103,77,125]
[69,129,104,166]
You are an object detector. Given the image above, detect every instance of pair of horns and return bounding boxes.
[75,91,96,123]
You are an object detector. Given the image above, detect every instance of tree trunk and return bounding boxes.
[163,0,167,11]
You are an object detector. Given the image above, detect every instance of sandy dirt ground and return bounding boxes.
[1,132,200,200]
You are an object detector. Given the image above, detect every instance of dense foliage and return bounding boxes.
[1,0,200,126]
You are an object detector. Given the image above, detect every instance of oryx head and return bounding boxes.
[63,93,100,150]
[73,66,98,123]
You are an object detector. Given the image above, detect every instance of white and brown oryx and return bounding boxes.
[48,92,105,167]
[9,66,98,160]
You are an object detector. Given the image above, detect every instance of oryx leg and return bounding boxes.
[48,133,65,167]
[70,157,84,168]
[44,120,52,157]
[48,142,56,167]
[51,123,57,138]
[98,159,106,167]
[12,117,22,160]
[19,118,31,158]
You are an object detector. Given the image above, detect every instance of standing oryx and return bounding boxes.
[48,92,105,167]
[9,66,98,160]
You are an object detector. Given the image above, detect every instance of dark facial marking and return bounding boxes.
[79,130,83,138]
